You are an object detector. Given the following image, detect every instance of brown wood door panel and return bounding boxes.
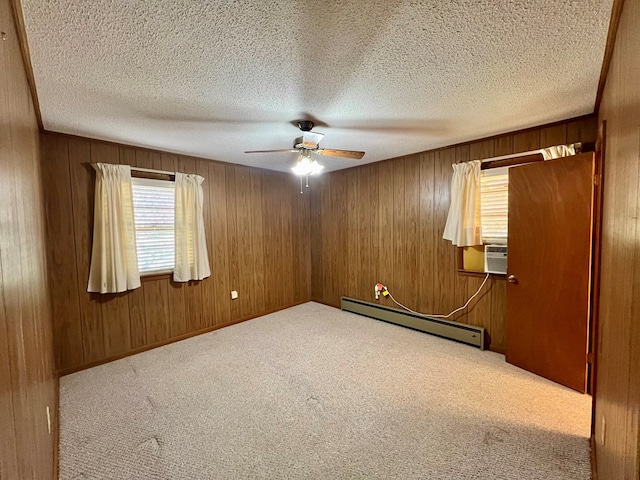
[506,153,594,392]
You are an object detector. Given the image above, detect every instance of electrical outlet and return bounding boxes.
[231,290,238,300]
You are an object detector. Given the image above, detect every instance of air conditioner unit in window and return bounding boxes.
[484,245,508,274]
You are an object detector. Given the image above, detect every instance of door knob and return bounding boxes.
[508,274,518,284]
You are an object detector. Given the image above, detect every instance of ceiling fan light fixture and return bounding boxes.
[291,156,324,176]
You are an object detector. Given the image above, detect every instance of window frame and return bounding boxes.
[456,154,544,275]
[480,166,509,246]
[131,176,176,278]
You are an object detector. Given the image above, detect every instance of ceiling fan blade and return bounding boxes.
[245,149,299,154]
[302,131,325,149]
[316,149,365,160]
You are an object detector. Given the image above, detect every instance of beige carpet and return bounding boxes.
[59,302,592,479]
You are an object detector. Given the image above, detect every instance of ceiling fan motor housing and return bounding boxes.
[297,120,314,132]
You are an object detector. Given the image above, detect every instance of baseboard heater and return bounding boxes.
[341,297,485,350]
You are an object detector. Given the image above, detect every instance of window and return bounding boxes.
[131,177,175,274]
[480,167,508,245]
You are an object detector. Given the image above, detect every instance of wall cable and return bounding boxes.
[383,273,491,319]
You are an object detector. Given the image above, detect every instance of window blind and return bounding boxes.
[480,167,509,245]
[131,177,175,274]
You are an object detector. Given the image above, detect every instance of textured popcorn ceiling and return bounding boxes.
[21,0,613,172]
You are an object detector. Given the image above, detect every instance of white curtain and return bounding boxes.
[442,160,483,247]
[174,173,211,282]
[540,144,576,160]
[87,163,141,293]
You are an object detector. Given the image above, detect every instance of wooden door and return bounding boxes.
[506,153,593,393]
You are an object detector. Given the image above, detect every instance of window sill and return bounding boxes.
[141,271,173,281]
[457,269,506,279]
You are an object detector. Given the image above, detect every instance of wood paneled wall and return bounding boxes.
[42,134,311,372]
[594,0,640,477]
[0,0,57,478]
[310,116,597,351]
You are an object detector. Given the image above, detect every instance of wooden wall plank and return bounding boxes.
[567,117,599,145]
[418,153,435,312]
[234,166,254,318]
[225,165,241,319]
[490,280,507,351]
[195,159,216,327]
[513,129,540,153]
[0,1,56,475]
[594,0,640,477]
[134,149,153,169]
[0,257,19,476]
[320,173,333,304]
[433,149,455,313]
[266,171,285,310]
[309,174,324,300]
[100,293,131,356]
[378,160,394,308]
[0,15,22,475]
[143,280,170,344]
[392,158,407,305]
[367,165,380,298]
[329,170,348,304]
[210,162,231,325]
[494,135,513,156]
[126,285,147,348]
[540,124,567,148]
[347,169,360,298]
[278,174,295,306]
[290,176,309,303]
[249,170,265,309]
[0,17,19,472]
[358,166,377,299]
[41,134,84,367]
[404,157,420,310]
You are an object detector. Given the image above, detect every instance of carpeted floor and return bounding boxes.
[59,302,592,479]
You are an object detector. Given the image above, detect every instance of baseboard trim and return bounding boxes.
[58,300,309,376]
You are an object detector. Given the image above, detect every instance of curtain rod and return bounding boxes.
[477,142,581,164]
[91,163,175,176]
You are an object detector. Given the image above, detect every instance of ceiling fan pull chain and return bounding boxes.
[300,176,303,194]
[306,174,309,188]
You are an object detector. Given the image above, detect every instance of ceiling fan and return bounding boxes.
[244,120,366,161]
